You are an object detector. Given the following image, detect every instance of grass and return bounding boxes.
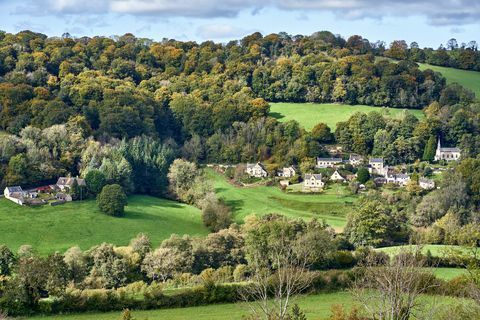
[0,195,208,255]
[208,169,355,230]
[418,63,480,98]
[28,291,474,320]
[269,102,424,131]
[428,267,468,280]
[375,244,473,258]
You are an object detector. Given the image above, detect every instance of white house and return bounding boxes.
[368,158,385,175]
[56,176,86,192]
[4,186,25,205]
[434,139,461,161]
[246,162,268,178]
[348,154,363,167]
[386,173,410,186]
[316,157,343,168]
[419,177,435,190]
[330,170,346,182]
[303,174,324,191]
[277,166,297,178]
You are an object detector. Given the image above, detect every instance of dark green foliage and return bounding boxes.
[423,136,437,162]
[97,184,128,217]
[356,168,370,184]
[85,169,107,195]
[0,245,15,276]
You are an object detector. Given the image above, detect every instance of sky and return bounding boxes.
[1,0,480,47]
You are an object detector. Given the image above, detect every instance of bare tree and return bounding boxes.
[352,248,438,320]
[241,227,317,320]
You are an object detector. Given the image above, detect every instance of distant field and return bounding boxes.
[0,195,208,255]
[269,103,424,130]
[208,169,355,230]
[428,267,468,280]
[418,63,480,98]
[375,244,473,257]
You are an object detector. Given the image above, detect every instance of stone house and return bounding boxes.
[56,176,86,192]
[246,162,268,178]
[303,174,324,191]
[386,173,410,186]
[4,186,25,205]
[368,158,385,175]
[348,154,363,166]
[316,157,343,168]
[330,170,346,182]
[419,177,435,190]
[277,166,297,178]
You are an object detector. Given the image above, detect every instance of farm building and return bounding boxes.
[4,186,25,205]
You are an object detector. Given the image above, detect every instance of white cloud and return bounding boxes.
[196,23,254,39]
[11,0,480,26]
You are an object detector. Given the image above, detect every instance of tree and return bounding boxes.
[242,216,325,319]
[97,184,128,217]
[85,169,106,195]
[129,233,152,258]
[0,245,15,276]
[63,246,87,284]
[311,123,334,144]
[352,248,437,320]
[141,247,189,282]
[356,168,370,184]
[200,194,233,232]
[422,136,436,162]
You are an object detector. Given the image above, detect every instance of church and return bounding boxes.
[434,139,461,161]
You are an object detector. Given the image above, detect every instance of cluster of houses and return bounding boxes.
[3,176,86,206]
[244,139,459,192]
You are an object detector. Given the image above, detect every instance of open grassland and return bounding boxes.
[375,244,474,258]
[28,291,474,320]
[0,195,208,255]
[208,169,354,230]
[428,267,468,280]
[269,102,424,131]
[418,63,480,98]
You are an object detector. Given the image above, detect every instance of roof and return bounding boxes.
[305,174,322,180]
[317,157,343,162]
[388,173,409,179]
[5,186,23,193]
[419,177,434,183]
[349,154,362,160]
[331,170,345,177]
[369,158,384,163]
[57,176,86,187]
[439,147,461,153]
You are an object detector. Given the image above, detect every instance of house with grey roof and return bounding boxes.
[4,186,26,205]
[316,157,343,168]
[303,174,324,191]
[386,173,410,186]
[368,158,386,175]
[56,176,86,192]
[419,177,435,190]
[277,166,297,178]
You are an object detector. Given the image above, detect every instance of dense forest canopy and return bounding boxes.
[0,29,479,192]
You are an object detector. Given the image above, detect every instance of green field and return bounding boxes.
[428,267,468,280]
[209,169,354,230]
[0,195,208,254]
[375,244,473,258]
[419,63,480,98]
[269,103,424,131]
[28,291,473,320]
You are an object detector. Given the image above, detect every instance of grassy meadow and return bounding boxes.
[209,169,354,230]
[375,244,474,258]
[418,63,480,97]
[28,291,474,320]
[269,102,424,131]
[0,195,208,255]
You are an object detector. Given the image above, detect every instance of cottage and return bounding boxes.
[303,174,324,191]
[330,170,346,182]
[368,158,385,175]
[277,166,297,178]
[246,162,268,178]
[55,193,73,202]
[4,186,25,205]
[316,157,343,168]
[434,139,461,161]
[56,176,86,192]
[386,173,410,186]
[348,154,363,167]
[373,177,387,186]
[419,177,435,190]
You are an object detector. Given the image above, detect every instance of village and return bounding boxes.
[244,139,460,193]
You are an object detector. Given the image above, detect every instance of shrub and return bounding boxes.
[97,184,127,217]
